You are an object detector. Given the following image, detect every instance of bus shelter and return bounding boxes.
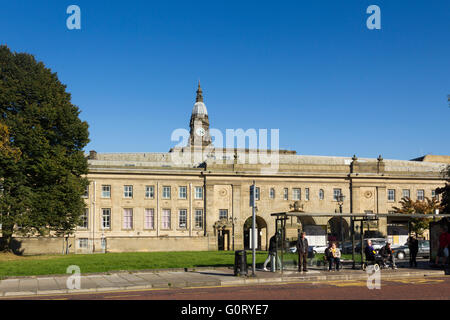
[270,211,450,273]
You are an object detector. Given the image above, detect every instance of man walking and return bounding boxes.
[408,236,419,268]
[263,232,281,271]
[296,232,309,272]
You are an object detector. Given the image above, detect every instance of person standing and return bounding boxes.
[435,226,449,267]
[296,232,309,272]
[263,233,281,271]
[408,236,419,268]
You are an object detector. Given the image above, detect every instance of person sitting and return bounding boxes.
[327,242,341,271]
[364,240,384,266]
[379,242,397,269]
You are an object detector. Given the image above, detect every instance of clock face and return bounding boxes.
[196,127,206,137]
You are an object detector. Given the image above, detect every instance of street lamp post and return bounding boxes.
[337,194,346,244]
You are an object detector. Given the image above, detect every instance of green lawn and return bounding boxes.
[0,251,269,278]
[0,251,365,278]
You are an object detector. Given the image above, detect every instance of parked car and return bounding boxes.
[288,243,315,258]
[393,240,430,260]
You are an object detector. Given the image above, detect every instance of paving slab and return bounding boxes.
[0,279,20,293]
[87,275,118,289]
[19,279,38,293]
[116,273,151,286]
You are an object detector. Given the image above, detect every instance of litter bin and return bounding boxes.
[234,250,248,276]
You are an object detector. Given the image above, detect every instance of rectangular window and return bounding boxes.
[124,185,133,198]
[102,208,111,229]
[79,238,88,249]
[319,189,324,200]
[179,186,187,199]
[269,188,275,199]
[101,185,111,198]
[195,209,203,228]
[195,186,203,199]
[123,208,133,229]
[255,187,260,200]
[333,188,342,201]
[305,188,310,201]
[219,209,228,220]
[178,209,187,229]
[284,188,288,200]
[83,185,89,198]
[431,190,439,201]
[417,189,424,201]
[79,208,88,229]
[162,209,171,229]
[145,185,155,199]
[402,189,410,199]
[144,208,155,229]
[163,186,171,199]
[388,189,395,202]
[293,188,301,201]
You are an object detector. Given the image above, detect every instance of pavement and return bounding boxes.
[0,260,447,298]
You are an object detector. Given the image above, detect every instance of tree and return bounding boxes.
[0,45,89,251]
[436,165,450,214]
[392,197,442,237]
[0,122,20,160]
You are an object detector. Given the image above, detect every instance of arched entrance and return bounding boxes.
[243,216,267,250]
[327,217,349,243]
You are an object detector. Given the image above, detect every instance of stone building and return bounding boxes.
[12,84,450,254]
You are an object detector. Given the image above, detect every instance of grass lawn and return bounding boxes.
[0,251,270,278]
[0,251,365,278]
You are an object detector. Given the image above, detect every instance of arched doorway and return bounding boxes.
[243,216,267,250]
[327,217,349,243]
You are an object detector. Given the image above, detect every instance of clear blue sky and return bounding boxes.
[1,0,449,160]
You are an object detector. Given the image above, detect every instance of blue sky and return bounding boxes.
[1,0,449,160]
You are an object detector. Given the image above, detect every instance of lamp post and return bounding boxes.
[229,216,237,251]
[337,194,346,244]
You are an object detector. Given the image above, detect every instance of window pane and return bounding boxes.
[270,188,275,199]
[195,209,203,228]
[293,188,301,200]
[162,209,171,229]
[179,186,187,199]
[101,185,111,198]
[123,208,133,229]
[179,209,187,228]
[163,186,171,199]
[102,208,111,229]
[144,209,154,229]
[195,187,203,199]
[305,188,310,201]
[124,186,133,198]
[319,189,324,200]
[145,186,154,199]
[219,209,228,220]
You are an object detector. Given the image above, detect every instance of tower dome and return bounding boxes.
[192,81,208,115]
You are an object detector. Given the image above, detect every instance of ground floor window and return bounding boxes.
[195,209,203,229]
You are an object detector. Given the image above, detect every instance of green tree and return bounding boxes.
[392,197,442,237]
[0,45,89,251]
[437,165,450,214]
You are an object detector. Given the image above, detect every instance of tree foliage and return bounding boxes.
[436,165,450,214]
[392,197,442,236]
[0,45,89,250]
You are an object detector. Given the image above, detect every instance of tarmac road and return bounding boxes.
[3,276,450,300]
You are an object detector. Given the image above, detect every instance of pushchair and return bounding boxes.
[362,253,389,271]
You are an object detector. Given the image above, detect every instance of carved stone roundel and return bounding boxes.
[364,191,373,199]
[219,188,227,197]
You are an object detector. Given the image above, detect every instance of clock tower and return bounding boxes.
[189,81,212,148]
